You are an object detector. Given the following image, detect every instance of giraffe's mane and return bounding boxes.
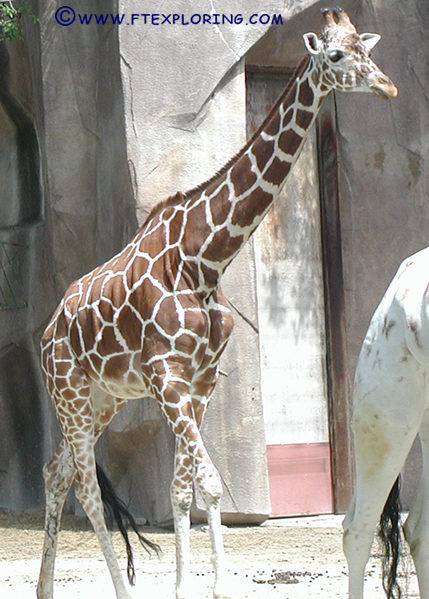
[140,54,311,229]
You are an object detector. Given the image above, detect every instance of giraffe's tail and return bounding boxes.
[378,475,403,599]
[96,463,161,585]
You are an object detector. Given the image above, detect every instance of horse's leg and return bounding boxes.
[404,411,429,599]
[343,365,424,599]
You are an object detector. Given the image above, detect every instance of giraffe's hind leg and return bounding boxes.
[71,435,132,599]
[38,380,129,599]
[343,371,424,599]
[37,439,75,599]
[404,411,429,599]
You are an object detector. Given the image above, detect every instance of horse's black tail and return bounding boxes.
[378,475,402,599]
[96,463,161,585]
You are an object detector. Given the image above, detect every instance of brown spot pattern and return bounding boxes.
[117,305,143,351]
[230,154,257,196]
[209,185,230,226]
[97,325,123,355]
[208,310,234,351]
[127,256,150,287]
[252,137,275,172]
[264,111,280,136]
[183,310,208,338]
[156,296,181,336]
[202,228,244,263]
[141,322,170,362]
[264,156,291,186]
[175,333,198,355]
[184,201,212,256]
[88,352,103,372]
[98,299,114,322]
[203,172,227,198]
[103,354,129,379]
[108,275,128,308]
[295,108,313,130]
[168,209,185,245]
[282,108,293,129]
[129,279,163,319]
[278,129,302,156]
[200,263,219,288]
[141,227,165,258]
[297,77,314,107]
[231,187,273,227]
[38,18,403,599]
[69,320,82,358]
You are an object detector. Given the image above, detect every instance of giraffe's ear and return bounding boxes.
[303,32,322,55]
[359,33,381,52]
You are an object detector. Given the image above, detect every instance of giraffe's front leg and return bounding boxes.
[195,460,231,599]
[193,392,231,599]
[173,443,231,599]
[156,379,232,599]
[171,439,194,599]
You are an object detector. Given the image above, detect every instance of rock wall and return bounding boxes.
[0,0,136,509]
[334,0,429,506]
[0,0,305,522]
[0,0,426,521]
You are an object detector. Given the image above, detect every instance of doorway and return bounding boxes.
[246,66,334,516]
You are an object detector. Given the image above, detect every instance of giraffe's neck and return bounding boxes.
[164,55,327,293]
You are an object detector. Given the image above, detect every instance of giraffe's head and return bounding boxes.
[303,8,397,99]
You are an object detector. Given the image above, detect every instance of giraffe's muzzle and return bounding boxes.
[369,76,398,99]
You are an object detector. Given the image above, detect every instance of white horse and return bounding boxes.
[343,246,429,599]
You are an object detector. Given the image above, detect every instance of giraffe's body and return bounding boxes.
[37,9,397,599]
[344,246,429,599]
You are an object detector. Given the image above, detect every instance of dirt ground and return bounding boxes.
[0,510,420,598]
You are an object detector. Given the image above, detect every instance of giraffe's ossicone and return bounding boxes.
[37,8,397,599]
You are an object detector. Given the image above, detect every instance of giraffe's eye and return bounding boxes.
[328,50,344,63]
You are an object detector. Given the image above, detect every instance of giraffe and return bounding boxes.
[343,246,429,599]
[37,8,397,599]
